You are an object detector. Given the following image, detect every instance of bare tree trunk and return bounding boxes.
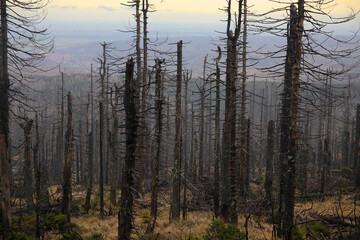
[137,0,149,195]
[265,120,275,202]
[85,65,94,213]
[171,41,183,221]
[182,69,191,220]
[239,0,248,199]
[354,104,360,187]
[198,56,206,181]
[59,70,65,183]
[342,79,350,168]
[283,2,304,239]
[109,86,119,216]
[99,102,105,216]
[79,123,84,185]
[214,47,221,218]
[33,116,41,240]
[21,118,34,214]
[99,43,107,216]
[149,58,163,232]
[245,119,251,193]
[278,3,296,235]
[134,0,144,195]
[0,1,12,235]
[62,92,73,223]
[189,103,196,182]
[118,59,138,240]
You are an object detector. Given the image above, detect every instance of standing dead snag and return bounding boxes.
[278,2,297,236]
[118,59,138,240]
[214,46,221,218]
[222,0,243,224]
[85,65,94,213]
[182,69,191,220]
[149,58,164,232]
[109,85,119,216]
[99,43,107,216]
[0,1,11,235]
[198,56,207,181]
[354,104,360,187]
[171,41,183,221]
[283,1,304,239]
[62,92,73,223]
[240,0,248,199]
[33,115,41,240]
[20,118,34,214]
[265,120,275,202]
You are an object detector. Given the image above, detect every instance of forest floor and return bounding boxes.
[39,184,360,240]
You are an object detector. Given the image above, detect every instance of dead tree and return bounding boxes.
[0,0,52,236]
[283,2,304,239]
[85,65,94,212]
[222,0,243,224]
[20,117,34,214]
[137,0,150,195]
[239,0,248,199]
[118,59,138,240]
[198,56,207,181]
[62,92,73,223]
[265,120,275,202]
[109,85,119,216]
[277,3,297,236]
[214,46,222,218]
[342,80,351,167]
[0,0,11,226]
[149,58,164,232]
[182,69,191,220]
[354,104,360,187]
[171,41,183,220]
[98,43,108,216]
[33,115,41,240]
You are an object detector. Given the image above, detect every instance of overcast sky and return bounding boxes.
[45,0,360,44]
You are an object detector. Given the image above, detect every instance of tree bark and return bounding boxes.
[118,59,138,240]
[21,118,34,214]
[283,2,304,239]
[171,41,183,221]
[354,104,360,187]
[0,1,11,234]
[85,65,94,213]
[214,47,221,218]
[265,120,275,202]
[149,58,163,232]
[240,0,248,199]
[62,92,73,223]
[109,86,119,216]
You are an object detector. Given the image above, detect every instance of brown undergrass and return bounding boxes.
[40,186,360,239]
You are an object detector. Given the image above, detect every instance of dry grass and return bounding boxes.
[41,186,359,240]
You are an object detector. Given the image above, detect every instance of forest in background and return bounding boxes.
[1,0,360,240]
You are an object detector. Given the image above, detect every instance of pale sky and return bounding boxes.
[45,0,360,44]
[48,0,360,22]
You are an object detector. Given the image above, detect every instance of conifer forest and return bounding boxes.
[1,0,360,239]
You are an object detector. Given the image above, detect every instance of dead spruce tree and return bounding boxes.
[109,84,119,216]
[20,117,34,214]
[257,0,358,238]
[148,58,164,232]
[118,59,138,240]
[265,120,275,202]
[221,0,243,224]
[0,0,52,236]
[171,41,183,221]
[85,64,95,213]
[62,92,73,223]
[214,46,222,218]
